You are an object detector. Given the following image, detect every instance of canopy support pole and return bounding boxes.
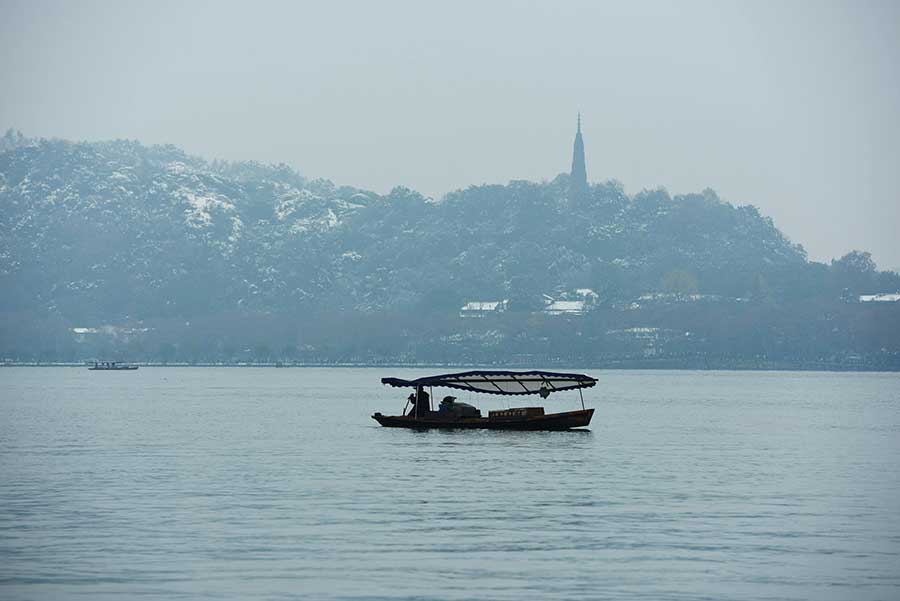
[579,388,585,410]
[416,385,423,419]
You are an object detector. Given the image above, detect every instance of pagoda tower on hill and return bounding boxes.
[570,113,588,201]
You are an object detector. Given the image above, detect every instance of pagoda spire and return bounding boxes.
[570,113,588,201]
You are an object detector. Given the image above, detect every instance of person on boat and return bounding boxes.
[406,387,430,417]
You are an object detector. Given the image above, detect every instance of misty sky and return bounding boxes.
[2,0,899,269]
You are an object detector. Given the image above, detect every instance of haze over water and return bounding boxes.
[1,367,898,599]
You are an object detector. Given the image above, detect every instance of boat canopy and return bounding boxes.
[381,370,597,396]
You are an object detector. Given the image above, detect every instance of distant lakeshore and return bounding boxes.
[4,133,899,377]
[4,359,898,372]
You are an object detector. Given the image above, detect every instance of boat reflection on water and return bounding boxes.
[373,370,596,431]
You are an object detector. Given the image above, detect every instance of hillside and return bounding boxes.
[1,131,899,367]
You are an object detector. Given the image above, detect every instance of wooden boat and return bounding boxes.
[88,361,139,371]
[373,370,597,431]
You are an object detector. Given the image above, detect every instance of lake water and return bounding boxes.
[1,368,898,600]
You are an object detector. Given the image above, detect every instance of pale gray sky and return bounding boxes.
[2,0,899,269]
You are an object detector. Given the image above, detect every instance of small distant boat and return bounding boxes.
[373,370,596,431]
[88,361,139,371]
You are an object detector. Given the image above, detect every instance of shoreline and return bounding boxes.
[3,361,898,372]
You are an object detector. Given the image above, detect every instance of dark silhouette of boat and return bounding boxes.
[88,361,139,371]
[373,370,596,430]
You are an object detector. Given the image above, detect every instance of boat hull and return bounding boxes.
[372,408,594,431]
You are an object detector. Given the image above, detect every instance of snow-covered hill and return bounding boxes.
[0,131,890,327]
